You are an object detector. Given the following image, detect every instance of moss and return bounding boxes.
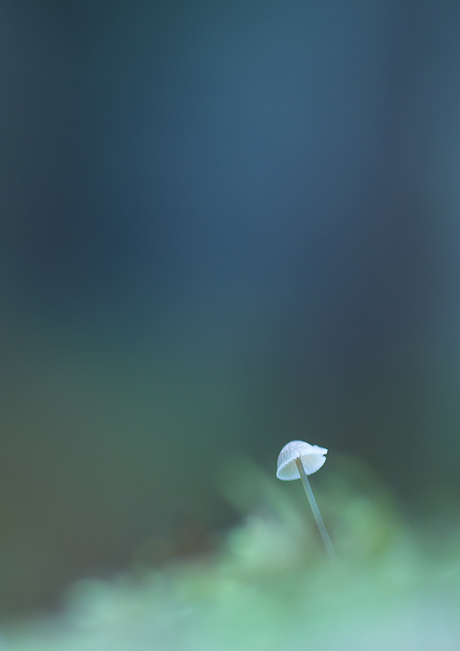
[5,458,460,650]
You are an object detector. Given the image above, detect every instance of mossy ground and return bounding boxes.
[4,458,460,650]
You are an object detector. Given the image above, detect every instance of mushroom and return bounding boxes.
[276,440,336,561]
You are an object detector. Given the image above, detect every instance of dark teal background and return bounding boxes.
[1,0,460,615]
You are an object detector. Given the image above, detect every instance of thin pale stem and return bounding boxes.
[295,458,337,562]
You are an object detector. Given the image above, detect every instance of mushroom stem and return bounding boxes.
[295,458,336,562]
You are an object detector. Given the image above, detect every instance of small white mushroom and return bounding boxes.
[276,440,336,561]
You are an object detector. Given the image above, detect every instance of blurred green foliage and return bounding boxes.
[4,457,460,650]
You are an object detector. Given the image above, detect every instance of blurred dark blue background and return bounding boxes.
[1,0,460,615]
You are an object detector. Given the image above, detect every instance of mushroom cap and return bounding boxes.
[276,440,328,480]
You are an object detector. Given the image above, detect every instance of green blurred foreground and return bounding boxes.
[4,458,460,650]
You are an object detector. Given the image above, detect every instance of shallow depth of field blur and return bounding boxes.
[1,0,460,648]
